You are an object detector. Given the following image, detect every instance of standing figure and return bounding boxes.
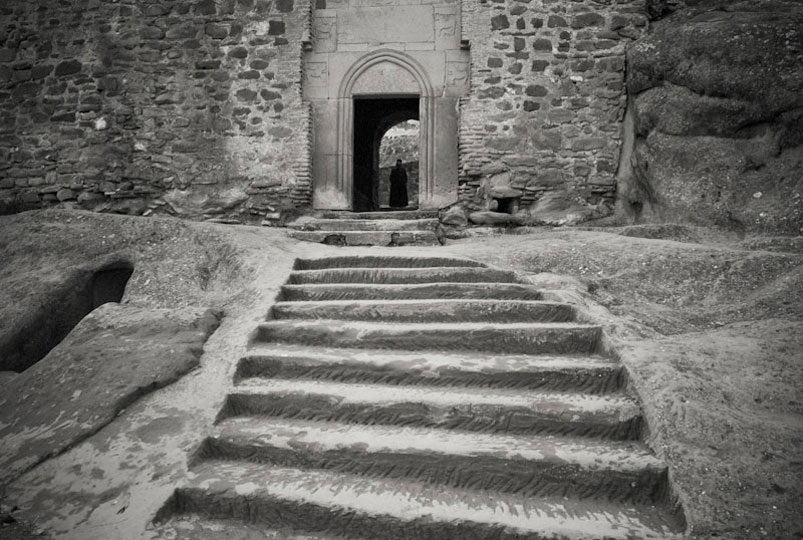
[389,159,409,208]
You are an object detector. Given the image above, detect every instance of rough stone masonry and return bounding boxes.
[0,0,744,226]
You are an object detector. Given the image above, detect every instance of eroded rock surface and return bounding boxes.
[0,304,220,486]
[622,0,803,233]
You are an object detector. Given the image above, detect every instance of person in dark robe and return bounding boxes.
[389,159,408,208]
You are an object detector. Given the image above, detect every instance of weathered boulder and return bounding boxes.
[529,191,610,226]
[620,0,803,234]
[0,304,220,485]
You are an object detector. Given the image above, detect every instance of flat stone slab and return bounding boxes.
[286,267,517,285]
[289,217,438,232]
[292,255,485,270]
[0,303,220,485]
[288,230,439,246]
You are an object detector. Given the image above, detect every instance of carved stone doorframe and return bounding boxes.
[335,49,436,210]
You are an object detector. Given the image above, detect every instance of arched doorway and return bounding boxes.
[353,98,419,212]
[306,46,465,211]
[335,50,435,211]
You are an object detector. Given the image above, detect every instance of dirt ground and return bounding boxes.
[1,210,801,539]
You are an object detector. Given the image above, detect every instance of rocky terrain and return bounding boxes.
[619,0,803,234]
[0,209,801,539]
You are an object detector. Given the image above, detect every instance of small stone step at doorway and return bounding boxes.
[287,211,441,246]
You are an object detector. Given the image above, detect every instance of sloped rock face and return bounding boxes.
[620,0,803,234]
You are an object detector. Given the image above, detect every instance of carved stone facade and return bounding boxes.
[305,0,469,210]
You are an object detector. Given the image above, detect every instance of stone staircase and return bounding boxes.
[286,211,440,246]
[154,255,686,539]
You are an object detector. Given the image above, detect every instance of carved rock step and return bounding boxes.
[197,417,667,504]
[237,343,626,395]
[151,518,349,540]
[293,255,485,270]
[289,217,439,232]
[255,320,603,356]
[159,463,685,540]
[280,282,544,301]
[270,299,575,323]
[286,266,516,285]
[287,230,439,246]
[218,380,643,440]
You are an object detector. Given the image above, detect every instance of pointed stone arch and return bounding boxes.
[335,49,437,209]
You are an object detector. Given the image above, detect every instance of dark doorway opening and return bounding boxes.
[353,96,419,212]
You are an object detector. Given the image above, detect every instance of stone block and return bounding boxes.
[548,15,567,27]
[525,84,548,97]
[269,21,286,35]
[143,4,169,16]
[0,49,15,63]
[55,60,82,76]
[195,0,217,15]
[491,14,510,30]
[141,26,165,40]
[236,88,258,101]
[205,24,228,39]
[572,13,605,29]
[532,38,552,51]
[572,137,607,151]
[56,188,76,201]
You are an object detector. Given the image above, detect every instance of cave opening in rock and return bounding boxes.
[0,261,134,374]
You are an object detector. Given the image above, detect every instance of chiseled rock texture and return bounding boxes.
[621,0,803,234]
[0,303,220,486]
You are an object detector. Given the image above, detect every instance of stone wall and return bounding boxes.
[0,0,311,222]
[1,0,655,223]
[459,0,647,219]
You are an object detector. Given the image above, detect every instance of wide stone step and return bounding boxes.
[286,267,516,285]
[159,463,685,540]
[289,218,438,231]
[197,417,667,504]
[218,380,643,439]
[288,230,439,246]
[280,282,543,301]
[270,299,574,323]
[237,344,626,395]
[319,210,439,220]
[293,255,485,270]
[255,320,603,356]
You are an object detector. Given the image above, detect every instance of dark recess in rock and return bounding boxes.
[0,261,134,373]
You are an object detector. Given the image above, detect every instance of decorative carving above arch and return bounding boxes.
[352,61,419,95]
[337,49,435,99]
